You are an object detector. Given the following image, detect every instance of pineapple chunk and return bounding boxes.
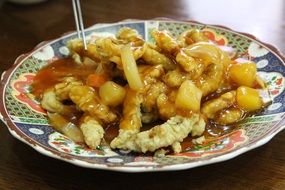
[99,81,126,106]
[236,86,263,111]
[229,62,257,87]
[175,80,202,112]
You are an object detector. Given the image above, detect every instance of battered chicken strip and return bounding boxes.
[80,115,105,149]
[111,114,205,153]
[141,81,168,112]
[176,49,197,72]
[69,35,145,68]
[142,45,175,71]
[139,64,165,85]
[157,93,177,120]
[116,27,147,63]
[181,42,227,96]
[216,108,243,125]
[162,69,186,88]
[67,39,101,63]
[141,110,159,124]
[117,27,141,41]
[151,30,180,55]
[176,49,206,80]
[139,65,166,108]
[177,29,209,47]
[140,81,167,124]
[119,89,142,131]
[116,27,144,46]
[195,63,224,96]
[54,77,83,101]
[41,88,75,116]
[110,88,142,150]
[139,66,167,123]
[201,91,236,119]
[135,115,205,153]
[162,64,206,88]
[69,85,117,123]
[94,37,122,59]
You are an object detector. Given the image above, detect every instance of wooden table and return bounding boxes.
[0,0,284,189]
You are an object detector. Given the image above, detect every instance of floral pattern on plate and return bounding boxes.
[176,129,247,158]
[48,132,118,157]
[258,71,285,98]
[202,28,228,46]
[11,73,46,114]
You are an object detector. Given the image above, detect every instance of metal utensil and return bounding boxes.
[72,0,87,50]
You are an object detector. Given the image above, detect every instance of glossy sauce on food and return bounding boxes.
[31,58,96,98]
[32,58,245,152]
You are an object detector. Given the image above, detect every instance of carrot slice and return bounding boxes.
[86,74,108,87]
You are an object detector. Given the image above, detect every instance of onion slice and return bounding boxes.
[121,44,143,90]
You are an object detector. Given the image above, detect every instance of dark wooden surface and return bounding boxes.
[0,0,285,189]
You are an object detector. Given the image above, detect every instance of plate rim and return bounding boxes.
[1,18,285,172]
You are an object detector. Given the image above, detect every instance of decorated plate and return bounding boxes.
[1,19,285,172]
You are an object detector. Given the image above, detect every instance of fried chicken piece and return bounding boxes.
[162,69,186,87]
[136,115,196,152]
[110,88,142,150]
[141,110,159,124]
[95,37,122,58]
[142,81,168,112]
[177,29,209,47]
[216,108,243,125]
[141,81,167,123]
[117,27,141,41]
[176,49,197,72]
[195,63,224,96]
[67,39,101,63]
[139,66,167,123]
[180,42,226,96]
[41,88,75,116]
[116,27,144,46]
[142,45,175,71]
[176,49,206,80]
[119,88,142,131]
[112,114,205,153]
[140,64,165,85]
[151,29,180,55]
[54,77,83,101]
[157,93,177,120]
[201,91,236,119]
[80,115,105,148]
[69,85,117,123]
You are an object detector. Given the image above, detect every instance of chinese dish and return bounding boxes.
[32,27,269,154]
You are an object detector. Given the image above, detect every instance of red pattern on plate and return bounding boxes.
[202,29,228,46]
[176,129,247,158]
[11,73,46,114]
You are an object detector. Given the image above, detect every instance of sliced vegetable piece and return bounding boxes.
[121,44,143,90]
[86,74,108,88]
[48,112,84,143]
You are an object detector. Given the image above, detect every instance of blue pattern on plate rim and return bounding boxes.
[253,52,285,114]
[254,53,285,73]
[14,122,53,146]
